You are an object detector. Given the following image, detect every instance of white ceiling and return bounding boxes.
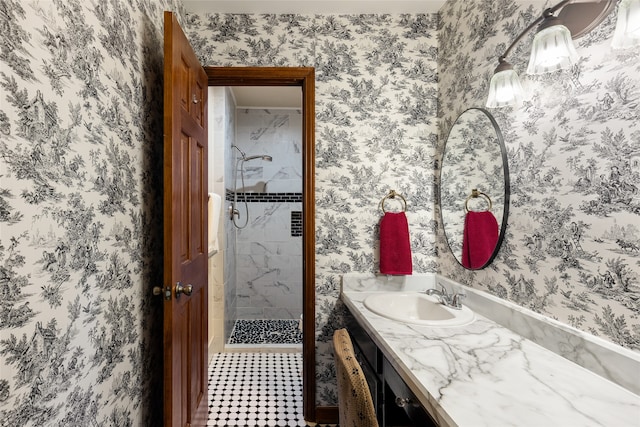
[184,0,447,14]
[231,86,302,108]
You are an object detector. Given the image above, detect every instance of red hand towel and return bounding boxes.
[379,212,412,275]
[461,211,499,269]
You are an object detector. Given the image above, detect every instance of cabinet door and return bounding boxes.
[383,358,437,427]
[347,314,381,373]
[356,349,383,421]
[346,317,383,420]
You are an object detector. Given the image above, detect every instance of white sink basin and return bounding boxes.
[363,292,475,327]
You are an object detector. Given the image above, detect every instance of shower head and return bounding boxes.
[243,154,273,162]
[232,145,272,162]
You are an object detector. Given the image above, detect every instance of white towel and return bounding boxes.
[208,193,222,253]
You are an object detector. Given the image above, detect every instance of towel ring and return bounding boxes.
[464,189,492,213]
[380,190,407,213]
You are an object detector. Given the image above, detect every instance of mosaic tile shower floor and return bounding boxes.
[207,352,336,427]
[228,319,303,345]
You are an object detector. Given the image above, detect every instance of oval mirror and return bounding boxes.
[439,107,510,270]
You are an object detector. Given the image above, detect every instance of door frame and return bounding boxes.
[205,67,316,421]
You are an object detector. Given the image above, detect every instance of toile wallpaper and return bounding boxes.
[0,0,184,425]
[185,12,441,406]
[438,1,640,351]
[1,0,637,423]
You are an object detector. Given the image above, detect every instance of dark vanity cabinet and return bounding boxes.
[347,313,384,421]
[346,313,437,427]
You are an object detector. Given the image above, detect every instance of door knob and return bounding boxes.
[153,286,172,300]
[175,282,193,297]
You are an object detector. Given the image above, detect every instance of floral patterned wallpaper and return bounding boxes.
[186,12,441,406]
[438,1,640,351]
[0,0,183,424]
[2,0,636,422]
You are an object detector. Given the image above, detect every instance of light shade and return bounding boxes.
[612,0,640,49]
[486,61,524,108]
[527,17,579,74]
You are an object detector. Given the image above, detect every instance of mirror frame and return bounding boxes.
[439,107,510,270]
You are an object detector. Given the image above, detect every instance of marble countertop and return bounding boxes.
[341,274,640,427]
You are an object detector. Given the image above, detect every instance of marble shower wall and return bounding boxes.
[235,108,303,193]
[215,87,239,344]
[208,86,237,349]
[0,0,184,424]
[234,108,303,320]
[437,1,640,351]
[223,88,238,344]
[186,13,440,405]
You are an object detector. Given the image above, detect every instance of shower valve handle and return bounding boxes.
[229,205,240,219]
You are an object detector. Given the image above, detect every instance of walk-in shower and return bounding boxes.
[230,144,273,229]
[208,86,303,349]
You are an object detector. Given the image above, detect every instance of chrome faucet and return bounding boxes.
[450,292,466,309]
[425,284,465,310]
[425,284,451,304]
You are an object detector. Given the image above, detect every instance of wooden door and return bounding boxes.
[163,11,209,427]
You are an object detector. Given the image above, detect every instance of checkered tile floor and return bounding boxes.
[208,352,336,426]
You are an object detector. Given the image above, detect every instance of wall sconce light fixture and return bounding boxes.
[486,58,525,108]
[612,0,640,48]
[486,0,639,108]
[526,13,579,74]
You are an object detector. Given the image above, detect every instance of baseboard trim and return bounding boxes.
[315,406,339,424]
